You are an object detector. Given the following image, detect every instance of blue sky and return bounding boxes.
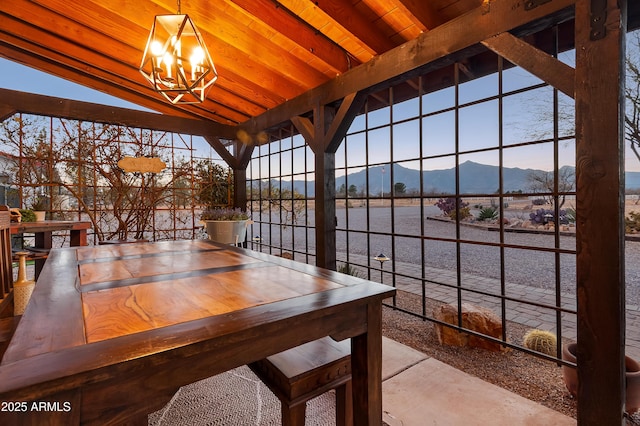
[0,58,150,111]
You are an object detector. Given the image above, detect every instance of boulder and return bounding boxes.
[433,303,507,352]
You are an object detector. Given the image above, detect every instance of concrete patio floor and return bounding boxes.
[381,337,576,425]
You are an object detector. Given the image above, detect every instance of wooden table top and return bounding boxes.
[0,239,395,417]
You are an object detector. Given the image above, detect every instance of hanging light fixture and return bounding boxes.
[140,0,217,104]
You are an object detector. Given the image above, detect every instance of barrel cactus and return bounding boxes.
[523,329,557,356]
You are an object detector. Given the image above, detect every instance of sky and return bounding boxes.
[0,58,150,111]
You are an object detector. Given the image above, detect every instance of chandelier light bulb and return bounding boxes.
[150,40,164,57]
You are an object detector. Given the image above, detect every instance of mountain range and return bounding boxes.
[252,161,640,197]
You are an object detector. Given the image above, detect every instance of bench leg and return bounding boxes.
[336,381,353,426]
[282,402,306,426]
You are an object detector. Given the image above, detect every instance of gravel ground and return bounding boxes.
[336,205,639,304]
[257,204,640,304]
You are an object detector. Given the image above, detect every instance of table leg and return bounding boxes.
[33,231,52,280]
[351,302,383,426]
[69,229,87,247]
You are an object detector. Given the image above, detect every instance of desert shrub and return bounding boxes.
[529,208,569,225]
[522,329,557,356]
[435,197,469,215]
[627,211,640,233]
[337,263,363,278]
[532,198,546,205]
[478,206,498,221]
[565,208,577,223]
[449,207,471,220]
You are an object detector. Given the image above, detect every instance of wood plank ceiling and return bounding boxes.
[0,0,483,129]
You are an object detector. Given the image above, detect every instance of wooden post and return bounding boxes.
[292,94,365,270]
[314,147,337,270]
[575,0,626,423]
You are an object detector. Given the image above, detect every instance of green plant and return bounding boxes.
[19,209,36,222]
[337,263,363,278]
[478,206,498,221]
[522,329,557,356]
[201,207,249,221]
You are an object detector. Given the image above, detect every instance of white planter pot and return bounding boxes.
[205,220,249,245]
[34,211,46,221]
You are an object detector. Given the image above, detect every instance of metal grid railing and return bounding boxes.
[247,31,579,362]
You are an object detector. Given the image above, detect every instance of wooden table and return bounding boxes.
[0,239,394,425]
[10,221,91,279]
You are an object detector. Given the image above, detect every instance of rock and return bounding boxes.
[510,219,523,228]
[433,303,508,352]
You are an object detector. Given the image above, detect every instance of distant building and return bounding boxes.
[0,151,19,207]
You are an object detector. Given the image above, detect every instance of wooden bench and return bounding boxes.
[0,206,18,357]
[249,336,352,426]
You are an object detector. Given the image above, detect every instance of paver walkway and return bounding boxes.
[338,252,640,360]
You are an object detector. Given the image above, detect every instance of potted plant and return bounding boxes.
[562,342,640,413]
[29,194,49,221]
[201,207,251,245]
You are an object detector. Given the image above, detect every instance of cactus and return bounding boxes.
[523,329,557,356]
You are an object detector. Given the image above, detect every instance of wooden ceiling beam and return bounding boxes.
[189,1,330,87]
[276,0,374,62]
[393,0,445,31]
[0,89,236,139]
[229,0,359,73]
[313,0,397,54]
[481,32,575,98]
[242,0,576,133]
[0,105,16,122]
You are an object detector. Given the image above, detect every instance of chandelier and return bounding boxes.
[140,0,217,104]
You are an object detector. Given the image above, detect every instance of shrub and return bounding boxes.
[201,207,249,221]
[532,198,546,205]
[449,207,471,221]
[337,263,363,278]
[522,329,557,356]
[435,197,469,215]
[478,206,498,221]
[19,209,36,222]
[529,208,569,225]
